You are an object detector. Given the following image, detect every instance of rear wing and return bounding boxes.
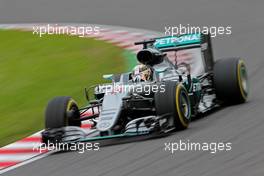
[154,33,214,73]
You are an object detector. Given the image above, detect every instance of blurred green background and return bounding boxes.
[0,29,136,147]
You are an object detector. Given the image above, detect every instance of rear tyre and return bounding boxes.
[155,82,191,130]
[213,58,249,104]
[45,96,81,129]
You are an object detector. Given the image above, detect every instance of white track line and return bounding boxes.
[0,151,55,175]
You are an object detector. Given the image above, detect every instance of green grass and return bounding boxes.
[0,29,130,147]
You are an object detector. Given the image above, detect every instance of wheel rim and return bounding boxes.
[238,61,248,99]
[66,99,80,126]
[179,91,191,120]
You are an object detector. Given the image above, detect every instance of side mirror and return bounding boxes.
[103,74,113,80]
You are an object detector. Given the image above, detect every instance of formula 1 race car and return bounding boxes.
[41,33,249,145]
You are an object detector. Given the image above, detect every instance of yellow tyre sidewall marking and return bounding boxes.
[66,99,77,126]
[67,99,76,111]
[237,60,247,100]
[175,84,189,128]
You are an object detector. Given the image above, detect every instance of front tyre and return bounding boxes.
[45,96,81,129]
[155,82,191,130]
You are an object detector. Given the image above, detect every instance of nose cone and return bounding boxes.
[96,92,126,132]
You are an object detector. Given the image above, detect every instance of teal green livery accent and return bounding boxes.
[78,132,148,142]
[154,33,201,49]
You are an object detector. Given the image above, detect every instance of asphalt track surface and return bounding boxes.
[1,0,264,176]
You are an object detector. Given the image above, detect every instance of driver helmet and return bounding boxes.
[132,64,152,82]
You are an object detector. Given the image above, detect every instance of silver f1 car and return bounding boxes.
[42,33,249,145]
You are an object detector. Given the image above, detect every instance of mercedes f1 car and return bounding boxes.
[41,33,249,145]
